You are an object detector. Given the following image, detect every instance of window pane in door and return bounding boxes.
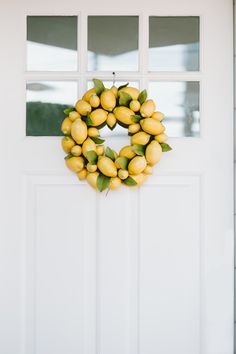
[149,17,199,71]
[26,81,77,136]
[27,16,77,71]
[88,16,139,71]
[148,81,200,137]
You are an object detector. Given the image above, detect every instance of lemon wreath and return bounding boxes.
[61,79,172,192]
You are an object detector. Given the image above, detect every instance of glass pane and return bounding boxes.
[27,16,77,71]
[149,17,199,71]
[26,81,77,136]
[148,81,200,137]
[88,16,139,71]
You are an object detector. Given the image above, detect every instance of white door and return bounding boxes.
[0,0,234,353]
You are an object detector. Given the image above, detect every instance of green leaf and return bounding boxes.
[64,153,73,160]
[119,92,132,107]
[105,147,115,161]
[138,89,147,105]
[131,114,142,123]
[91,136,105,144]
[118,82,129,90]
[97,173,111,192]
[85,150,98,164]
[86,115,93,126]
[115,156,129,170]
[160,143,172,152]
[63,107,74,115]
[132,144,145,156]
[123,176,137,186]
[93,78,105,95]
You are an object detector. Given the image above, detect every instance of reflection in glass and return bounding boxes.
[26,81,77,136]
[149,82,200,137]
[88,16,139,71]
[149,17,199,71]
[27,16,77,71]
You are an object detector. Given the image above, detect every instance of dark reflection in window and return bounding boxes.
[26,81,77,136]
[149,17,199,71]
[88,16,139,71]
[27,16,77,71]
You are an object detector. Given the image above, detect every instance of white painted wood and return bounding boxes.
[234,325,236,354]
[0,1,234,354]
[139,176,200,354]
[96,192,135,354]
[23,176,98,354]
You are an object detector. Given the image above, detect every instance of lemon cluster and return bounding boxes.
[61,79,172,192]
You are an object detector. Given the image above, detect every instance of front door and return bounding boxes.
[0,0,234,353]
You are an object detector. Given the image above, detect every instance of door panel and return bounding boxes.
[25,180,94,354]
[139,177,200,354]
[0,0,233,354]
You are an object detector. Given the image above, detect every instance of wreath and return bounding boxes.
[61,79,172,192]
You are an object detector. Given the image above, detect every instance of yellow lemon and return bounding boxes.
[107,113,117,129]
[119,87,140,100]
[82,88,96,102]
[82,137,96,156]
[145,140,162,165]
[128,123,140,134]
[88,127,100,138]
[118,169,129,180]
[128,156,147,175]
[155,133,168,143]
[130,173,147,186]
[75,99,92,116]
[129,100,140,112]
[109,177,122,190]
[131,131,150,145]
[96,145,105,156]
[71,145,82,156]
[89,94,100,108]
[140,99,155,118]
[90,108,108,126]
[113,106,135,125]
[61,117,72,135]
[71,118,87,144]
[69,111,81,122]
[140,118,165,135]
[152,111,165,121]
[87,172,99,189]
[110,85,118,98]
[97,156,117,177]
[87,163,97,173]
[119,145,136,159]
[100,90,116,112]
[61,136,75,153]
[77,168,87,180]
[65,156,84,173]
[143,165,153,175]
